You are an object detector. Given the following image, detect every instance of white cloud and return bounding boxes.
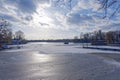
[72,0,100,12]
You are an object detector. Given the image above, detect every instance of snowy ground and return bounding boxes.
[0,42,120,80]
[2,42,120,54]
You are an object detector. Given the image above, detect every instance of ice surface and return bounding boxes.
[0,42,120,80]
[2,42,120,54]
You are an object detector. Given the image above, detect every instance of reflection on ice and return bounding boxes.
[2,51,52,63]
[32,52,51,62]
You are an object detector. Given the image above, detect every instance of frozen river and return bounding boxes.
[0,42,120,80]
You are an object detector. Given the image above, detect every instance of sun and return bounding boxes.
[29,3,53,28]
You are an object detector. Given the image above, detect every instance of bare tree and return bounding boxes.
[14,30,24,40]
[0,18,12,43]
[98,0,120,18]
[53,0,120,18]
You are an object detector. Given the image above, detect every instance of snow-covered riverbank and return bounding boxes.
[1,42,120,54]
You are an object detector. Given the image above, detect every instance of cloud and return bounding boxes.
[0,13,19,22]
[72,0,100,12]
[0,0,120,39]
[37,0,49,4]
[24,16,33,21]
[17,0,36,14]
[0,0,49,15]
[66,13,93,25]
[102,22,120,31]
[1,0,50,14]
[0,0,50,24]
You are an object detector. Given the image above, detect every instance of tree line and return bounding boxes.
[74,30,120,45]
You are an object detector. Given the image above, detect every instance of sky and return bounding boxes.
[0,0,120,40]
